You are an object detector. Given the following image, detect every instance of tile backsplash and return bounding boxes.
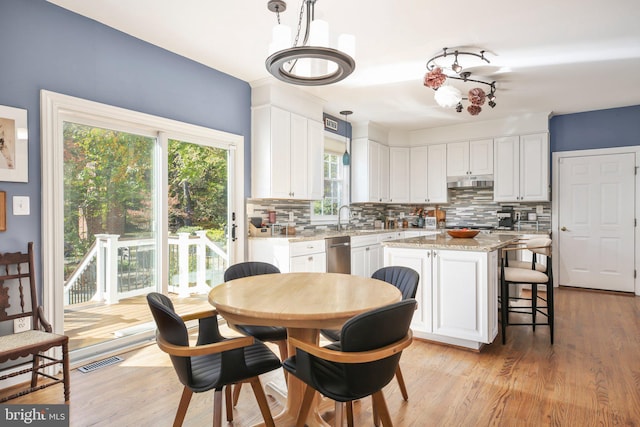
[247,188,551,233]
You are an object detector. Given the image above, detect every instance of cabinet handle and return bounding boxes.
[366,247,370,251]
[427,251,431,258]
[308,256,313,261]
[561,226,568,231]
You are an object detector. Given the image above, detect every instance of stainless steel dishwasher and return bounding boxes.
[326,236,351,274]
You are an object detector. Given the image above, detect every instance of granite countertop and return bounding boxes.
[248,227,549,243]
[382,233,519,252]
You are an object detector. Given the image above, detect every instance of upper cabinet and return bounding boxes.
[252,105,323,200]
[410,144,448,203]
[389,147,410,203]
[447,139,493,177]
[493,133,549,202]
[352,139,390,203]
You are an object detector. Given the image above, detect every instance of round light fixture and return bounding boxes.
[434,85,462,108]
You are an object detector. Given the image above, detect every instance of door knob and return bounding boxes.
[561,226,567,231]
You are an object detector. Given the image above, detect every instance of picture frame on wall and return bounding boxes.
[0,191,6,231]
[0,105,28,182]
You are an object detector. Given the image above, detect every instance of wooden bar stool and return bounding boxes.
[500,238,554,344]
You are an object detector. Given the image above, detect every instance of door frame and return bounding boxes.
[40,90,245,349]
[552,146,639,296]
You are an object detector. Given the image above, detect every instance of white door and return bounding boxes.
[558,153,635,292]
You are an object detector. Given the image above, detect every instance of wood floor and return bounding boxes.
[3,287,640,426]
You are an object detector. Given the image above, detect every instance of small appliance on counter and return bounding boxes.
[497,206,515,230]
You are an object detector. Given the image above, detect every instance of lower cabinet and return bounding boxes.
[249,238,326,273]
[384,247,498,349]
[350,235,382,277]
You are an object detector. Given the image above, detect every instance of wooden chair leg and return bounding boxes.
[173,387,193,427]
[371,395,380,426]
[213,389,223,427]
[30,354,40,388]
[232,383,242,406]
[395,365,409,401]
[296,385,316,427]
[371,391,393,427]
[249,376,275,427]
[276,339,289,384]
[225,385,233,421]
[335,401,345,427]
[346,401,354,427]
[62,342,71,403]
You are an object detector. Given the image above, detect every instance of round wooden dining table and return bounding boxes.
[208,272,402,427]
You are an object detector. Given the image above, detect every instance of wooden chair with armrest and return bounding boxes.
[321,266,419,402]
[0,242,70,403]
[146,292,282,427]
[284,299,417,427]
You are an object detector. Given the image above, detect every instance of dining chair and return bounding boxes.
[500,237,554,344]
[0,242,70,403]
[223,261,288,404]
[284,299,417,427]
[146,292,281,427]
[321,266,419,402]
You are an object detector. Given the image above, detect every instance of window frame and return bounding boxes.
[310,131,349,224]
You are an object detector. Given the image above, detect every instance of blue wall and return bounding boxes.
[550,105,640,152]
[0,0,251,255]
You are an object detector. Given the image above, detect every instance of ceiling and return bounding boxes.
[47,0,640,132]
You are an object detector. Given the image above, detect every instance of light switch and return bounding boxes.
[13,196,30,215]
[536,205,544,215]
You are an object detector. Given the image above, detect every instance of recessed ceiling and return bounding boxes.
[47,0,640,131]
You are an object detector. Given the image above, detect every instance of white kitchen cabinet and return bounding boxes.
[389,147,410,203]
[385,247,433,333]
[351,234,380,277]
[248,238,326,273]
[493,133,549,202]
[447,139,493,177]
[252,105,323,199]
[410,144,448,203]
[352,139,390,203]
[432,250,498,343]
[384,246,499,349]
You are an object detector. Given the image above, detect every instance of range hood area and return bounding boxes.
[447,175,494,189]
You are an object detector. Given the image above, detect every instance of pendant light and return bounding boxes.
[340,110,352,166]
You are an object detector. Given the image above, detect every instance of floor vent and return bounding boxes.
[77,356,124,373]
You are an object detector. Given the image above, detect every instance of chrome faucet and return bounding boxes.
[337,205,351,231]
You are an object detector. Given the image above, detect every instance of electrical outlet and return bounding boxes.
[288,211,294,222]
[536,205,544,215]
[14,317,31,333]
[399,212,405,218]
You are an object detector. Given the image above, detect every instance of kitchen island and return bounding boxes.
[383,233,517,350]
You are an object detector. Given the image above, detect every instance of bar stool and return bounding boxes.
[500,237,554,344]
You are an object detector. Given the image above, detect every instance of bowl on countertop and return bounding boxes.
[447,229,480,238]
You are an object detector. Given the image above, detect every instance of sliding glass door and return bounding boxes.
[42,91,244,362]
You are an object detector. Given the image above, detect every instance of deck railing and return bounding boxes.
[63,231,228,305]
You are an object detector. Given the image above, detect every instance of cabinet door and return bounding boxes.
[368,141,381,202]
[427,144,448,203]
[379,143,390,202]
[307,119,324,200]
[369,245,383,277]
[289,113,308,199]
[520,133,549,201]
[384,248,433,333]
[351,246,367,277]
[290,252,326,272]
[410,146,429,203]
[493,136,520,202]
[446,141,469,177]
[469,139,493,175]
[270,107,293,198]
[389,147,410,203]
[432,250,489,342]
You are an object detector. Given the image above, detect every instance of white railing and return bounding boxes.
[63,231,228,305]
